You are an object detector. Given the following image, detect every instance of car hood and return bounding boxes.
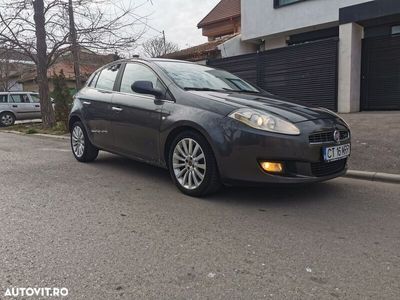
[187,91,336,123]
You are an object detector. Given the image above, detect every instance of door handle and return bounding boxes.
[112,107,123,112]
[12,105,18,108]
[82,101,91,105]
[35,105,40,107]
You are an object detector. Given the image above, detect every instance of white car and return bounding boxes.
[0,92,42,127]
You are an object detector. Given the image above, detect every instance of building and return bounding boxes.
[12,47,115,93]
[164,0,256,63]
[209,0,400,112]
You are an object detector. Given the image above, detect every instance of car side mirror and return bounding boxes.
[131,81,163,98]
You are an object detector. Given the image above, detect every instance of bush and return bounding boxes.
[51,70,73,129]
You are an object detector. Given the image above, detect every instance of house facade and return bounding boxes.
[212,0,400,112]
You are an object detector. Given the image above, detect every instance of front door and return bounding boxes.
[9,94,37,120]
[111,62,166,163]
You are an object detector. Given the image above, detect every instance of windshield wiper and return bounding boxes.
[183,87,222,92]
[222,88,260,94]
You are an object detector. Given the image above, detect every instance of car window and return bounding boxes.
[119,63,165,95]
[30,94,41,103]
[0,94,8,103]
[10,94,31,103]
[95,64,120,91]
[88,71,100,87]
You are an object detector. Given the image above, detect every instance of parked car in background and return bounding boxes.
[0,92,42,127]
[69,58,351,197]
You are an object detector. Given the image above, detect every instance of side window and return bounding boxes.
[120,63,165,96]
[0,95,8,103]
[95,64,120,91]
[10,94,31,103]
[88,71,100,87]
[30,94,41,103]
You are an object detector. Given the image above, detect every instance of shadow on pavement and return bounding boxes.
[93,152,345,207]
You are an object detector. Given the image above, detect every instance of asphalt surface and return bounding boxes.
[340,112,400,174]
[0,132,399,299]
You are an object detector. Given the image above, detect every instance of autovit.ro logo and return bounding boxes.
[4,287,68,298]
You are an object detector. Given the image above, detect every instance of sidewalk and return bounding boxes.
[340,112,400,175]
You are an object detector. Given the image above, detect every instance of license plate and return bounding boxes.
[323,144,351,162]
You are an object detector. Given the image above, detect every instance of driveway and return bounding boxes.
[0,133,399,299]
[340,112,400,174]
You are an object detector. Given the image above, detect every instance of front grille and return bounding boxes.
[309,130,349,144]
[311,159,347,177]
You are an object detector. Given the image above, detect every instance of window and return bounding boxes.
[30,94,41,103]
[10,94,31,103]
[119,63,165,96]
[392,25,400,35]
[0,95,8,103]
[274,0,305,8]
[95,64,120,91]
[88,72,100,87]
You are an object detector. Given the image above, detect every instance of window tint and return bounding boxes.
[0,94,8,103]
[120,63,165,95]
[88,72,100,87]
[10,94,31,103]
[95,64,120,91]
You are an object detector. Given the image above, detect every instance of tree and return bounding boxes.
[0,0,147,128]
[143,37,179,58]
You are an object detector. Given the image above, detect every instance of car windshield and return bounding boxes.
[155,61,260,93]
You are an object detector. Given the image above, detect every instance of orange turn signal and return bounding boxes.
[260,162,283,174]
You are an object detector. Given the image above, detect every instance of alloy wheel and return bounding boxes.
[173,138,206,190]
[72,126,85,158]
[1,114,14,126]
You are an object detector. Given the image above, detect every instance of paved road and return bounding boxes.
[0,132,399,299]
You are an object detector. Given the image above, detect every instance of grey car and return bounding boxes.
[0,92,42,127]
[69,58,351,197]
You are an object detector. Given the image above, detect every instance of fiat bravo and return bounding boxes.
[69,58,351,196]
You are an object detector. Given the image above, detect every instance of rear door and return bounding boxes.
[28,93,42,119]
[0,94,10,113]
[79,64,121,149]
[110,62,166,162]
[9,94,37,120]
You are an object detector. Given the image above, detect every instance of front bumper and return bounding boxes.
[214,118,350,185]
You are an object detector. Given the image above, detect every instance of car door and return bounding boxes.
[78,64,121,149]
[111,62,166,162]
[0,94,10,113]
[28,93,42,119]
[9,94,36,120]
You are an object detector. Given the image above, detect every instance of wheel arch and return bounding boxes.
[162,122,221,172]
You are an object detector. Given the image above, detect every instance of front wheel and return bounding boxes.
[0,112,15,127]
[168,131,221,197]
[71,121,99,162]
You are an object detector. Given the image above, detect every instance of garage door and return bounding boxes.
[361,35,400,110]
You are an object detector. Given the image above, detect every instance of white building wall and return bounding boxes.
[242,0,370,41]
[218,35,259,58]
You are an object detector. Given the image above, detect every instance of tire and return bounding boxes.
[168,131,221,197]
[70,121,99,162]
[0,112,15,127]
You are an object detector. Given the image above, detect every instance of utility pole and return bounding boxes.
[68,0,81,90]
[162,30,167,55]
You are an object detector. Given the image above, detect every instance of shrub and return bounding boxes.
[51,70,73,129]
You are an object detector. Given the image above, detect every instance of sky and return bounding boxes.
[126,0,220,54]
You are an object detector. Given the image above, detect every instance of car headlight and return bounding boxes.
[228,108,300,135]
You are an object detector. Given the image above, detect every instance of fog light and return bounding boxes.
[260,161,283,173]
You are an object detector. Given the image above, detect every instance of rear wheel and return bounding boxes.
[71,121,99,162]
[168,131,221,197]
[0,112,15,127]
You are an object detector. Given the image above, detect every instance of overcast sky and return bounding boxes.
[128,0,220,53]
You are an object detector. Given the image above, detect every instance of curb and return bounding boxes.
[345,170,400,184]
[1,130,69,140]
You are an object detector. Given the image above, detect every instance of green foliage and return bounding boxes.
[25,128,38,134]
[51,70,73,129]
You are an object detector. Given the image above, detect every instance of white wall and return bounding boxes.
[242,0,371,41]
[218,35,259,58]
